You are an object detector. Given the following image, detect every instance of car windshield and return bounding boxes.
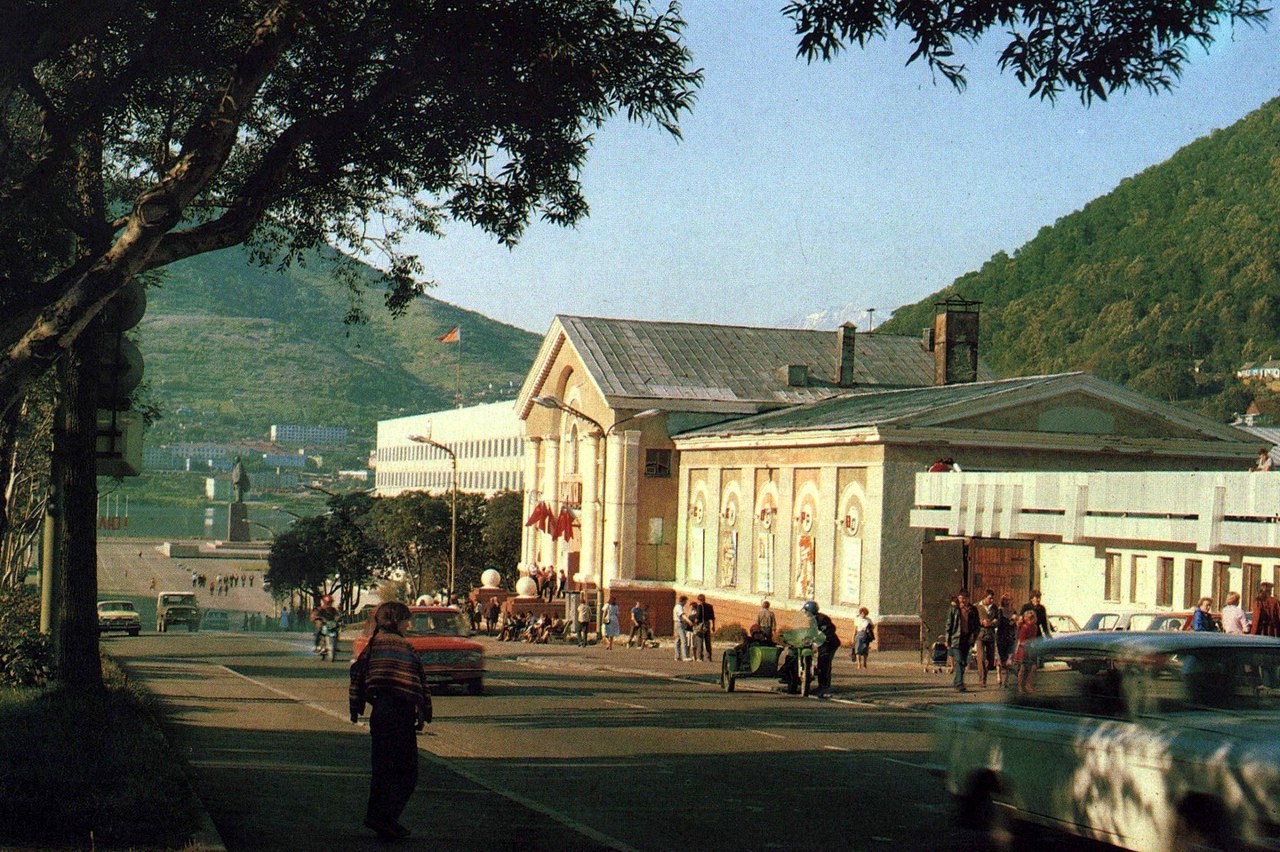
[1084,614,1119,630]
[409,612,469,636]
[1019,647,1280,716]
[99,602,135,612]
[160,595,195,607]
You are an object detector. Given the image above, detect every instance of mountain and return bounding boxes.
[139,246,541,445]
[877,98,1280,419]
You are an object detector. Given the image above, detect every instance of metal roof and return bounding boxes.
[557,315,992,408]
[675,374,1066,437]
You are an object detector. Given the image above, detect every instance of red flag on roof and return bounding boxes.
[437,326,460,343]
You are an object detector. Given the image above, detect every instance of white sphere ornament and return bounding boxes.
[480,569,502,589]
[515,576,538,598]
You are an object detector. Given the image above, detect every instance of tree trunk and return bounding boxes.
[54,328,102,691]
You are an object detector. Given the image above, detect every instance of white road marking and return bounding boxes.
[822,745,850,752]
[750,730,785,740]
[215,662,637,852]
[603,698,651,712]
[879,756,932,770]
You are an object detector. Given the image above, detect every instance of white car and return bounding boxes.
[934,632,1280,850]
[96,600,142,636]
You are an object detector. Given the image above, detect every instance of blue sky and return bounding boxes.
[404,1,1280,334]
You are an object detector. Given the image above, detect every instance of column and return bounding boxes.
[540,436,560,566]
[521,437,541,571]
[578,433,600,584]
[616,431,642,581]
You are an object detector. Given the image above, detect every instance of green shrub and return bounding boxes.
[714,623,745,643]
[0,587,51,687]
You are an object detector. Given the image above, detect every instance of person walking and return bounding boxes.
[1192,597,1217,631]
[673,595,690,661]
[995,594,1017,687]
[696,594,716,662]
[1014,609,1039,695]
[1222,591,1248,634]
[945,590,980,692]
[1019,590,1053,638]
[755,600,776,643]
[576,599,593,647]
[976,590,999,687]
[602,597,621,650]
[852,606,874,670]
[349,601,432,840]
[627,601,649,648]
[686,597,704,660]
[1250,582,1280,636]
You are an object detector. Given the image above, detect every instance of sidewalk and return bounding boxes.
[488,635,1011,712]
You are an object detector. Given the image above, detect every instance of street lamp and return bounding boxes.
[408,434,457,601]
[532,396,660,641]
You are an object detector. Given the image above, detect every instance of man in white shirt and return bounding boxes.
[673,596,689,661]
[1222,591,1248,634]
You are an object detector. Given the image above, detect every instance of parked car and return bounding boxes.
[156,591,200,632]
[351,606,484,694]
[96,600,141,636]
[934,632,1280,849]
[202,609,231,631]
[1046,614,1081,634]
[1081,611,1191,632]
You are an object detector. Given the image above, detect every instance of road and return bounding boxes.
[108,632,968,852]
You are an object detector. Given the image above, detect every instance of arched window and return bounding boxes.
[566,424,579,474]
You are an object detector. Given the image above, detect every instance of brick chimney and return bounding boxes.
[834,322,856,387]
[931,296,981,385]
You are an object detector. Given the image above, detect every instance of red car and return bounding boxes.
[351,606,485,694]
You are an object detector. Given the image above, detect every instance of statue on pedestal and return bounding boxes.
[231,457,251,503]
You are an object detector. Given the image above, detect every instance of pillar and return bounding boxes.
[522,437,541,570]
[578,433,600,584]
[540,436,559,566]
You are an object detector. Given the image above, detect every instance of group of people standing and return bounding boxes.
[944,589,1052,694]
[672,593,716,661]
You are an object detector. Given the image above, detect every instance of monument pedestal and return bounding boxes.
[227,502,250,542]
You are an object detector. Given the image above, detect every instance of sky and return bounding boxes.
[403,1,1280,335]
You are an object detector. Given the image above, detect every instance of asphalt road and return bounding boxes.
[106,631,974,852]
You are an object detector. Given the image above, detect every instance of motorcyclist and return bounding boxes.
[311,594,339,653]
[804,601,841,693]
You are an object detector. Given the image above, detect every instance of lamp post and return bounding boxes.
[532,396,659,641]
[408,434,458,601]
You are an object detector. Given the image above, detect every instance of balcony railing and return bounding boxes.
[911,471,1280,554]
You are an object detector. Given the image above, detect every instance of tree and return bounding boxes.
[2,0,699,687]
[783,1,1268,102]
[483,490,522,589]
[266,515,333,600]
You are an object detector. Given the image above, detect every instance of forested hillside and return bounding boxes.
[880,98,1280,420]
[139,247,540,444]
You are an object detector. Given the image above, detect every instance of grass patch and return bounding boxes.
[0,656,203,849]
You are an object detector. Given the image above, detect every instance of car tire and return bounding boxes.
[1171,795,1232,852]
[954,771,1012,849]
[466,678,484,696]
[128,629,139,637]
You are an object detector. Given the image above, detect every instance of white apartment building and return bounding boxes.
[375,401,524,497]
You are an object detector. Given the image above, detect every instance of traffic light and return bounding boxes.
[95,281,145,477]
[95,280,145,409]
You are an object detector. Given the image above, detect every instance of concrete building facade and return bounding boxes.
[375,402,524,497]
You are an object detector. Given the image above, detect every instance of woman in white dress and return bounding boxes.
[603,597,621,650]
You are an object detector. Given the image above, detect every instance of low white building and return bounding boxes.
[912,470,1280,627]
[375,402,524,497]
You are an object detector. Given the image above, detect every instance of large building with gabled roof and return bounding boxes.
[515,303,1255,645]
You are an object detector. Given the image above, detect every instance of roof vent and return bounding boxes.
[778,364,809,387]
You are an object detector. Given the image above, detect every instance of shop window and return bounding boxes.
[644,449,672,478]
[1213,561,1230,608]
[1244,563,1262,602]
[1156,557,1173,607]
[1183,559,1202,609]
[1104,553,1121,602]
